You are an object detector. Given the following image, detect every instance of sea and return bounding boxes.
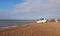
[0,20,36,28]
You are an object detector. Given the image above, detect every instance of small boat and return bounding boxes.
[36,18,47,23]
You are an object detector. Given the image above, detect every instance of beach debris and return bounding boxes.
[55,19,58,23]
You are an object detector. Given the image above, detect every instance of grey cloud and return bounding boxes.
[12,0,60,19]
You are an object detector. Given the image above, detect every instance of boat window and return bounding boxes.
[40,18,44,20]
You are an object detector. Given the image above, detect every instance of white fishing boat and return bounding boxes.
[36,18,47,23]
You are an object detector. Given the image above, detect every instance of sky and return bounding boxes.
[0,0,60,20]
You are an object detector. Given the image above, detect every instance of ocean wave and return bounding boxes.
[0,25,18,29]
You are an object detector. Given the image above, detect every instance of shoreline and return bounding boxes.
[0,21,60,36]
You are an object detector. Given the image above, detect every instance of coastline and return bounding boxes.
[0,21,60,36]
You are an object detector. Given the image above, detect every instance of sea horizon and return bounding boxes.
[0,20,36,28]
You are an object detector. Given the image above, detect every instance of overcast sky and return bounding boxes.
[0,0,60,19]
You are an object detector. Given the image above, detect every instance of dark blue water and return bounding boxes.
[0,20,36,27]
